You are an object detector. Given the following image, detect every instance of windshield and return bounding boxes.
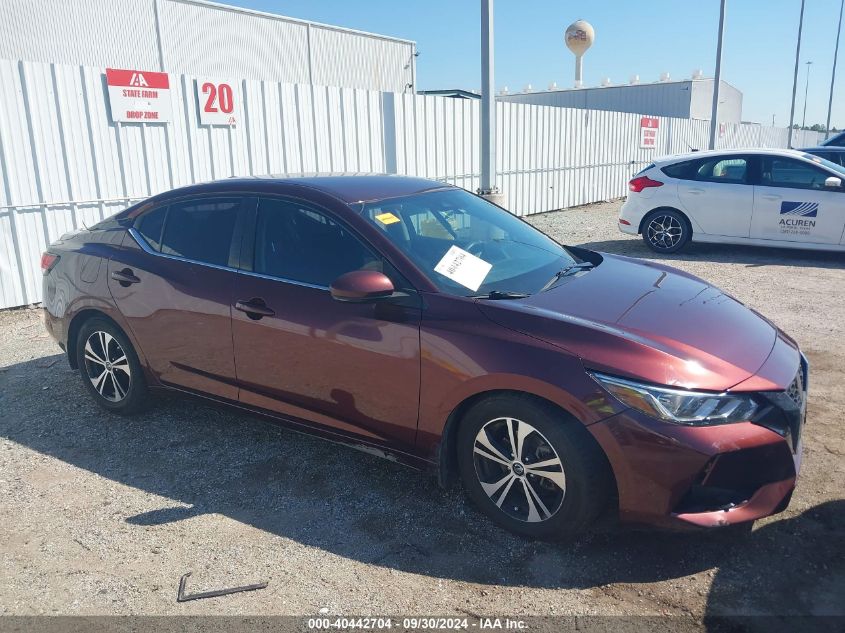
[358,189,579,296]
[802,153,845,178]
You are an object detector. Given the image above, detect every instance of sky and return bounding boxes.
[225,0,845,129]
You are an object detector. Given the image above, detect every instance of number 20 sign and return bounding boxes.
[197,78,238,126]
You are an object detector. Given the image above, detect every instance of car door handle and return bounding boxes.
[235,298,276,319]
[761,194,782,200]
[685,188,705,195]
[111,269,140,286]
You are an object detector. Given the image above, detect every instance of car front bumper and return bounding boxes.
[587,346,807,530]
[589,410,802,529]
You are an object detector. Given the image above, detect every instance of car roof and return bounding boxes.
[652,147,812,165]
[143,173,454,206]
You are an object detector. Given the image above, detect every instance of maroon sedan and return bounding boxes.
[41,176,807,538]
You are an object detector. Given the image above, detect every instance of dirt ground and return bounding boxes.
[0,200,843,620]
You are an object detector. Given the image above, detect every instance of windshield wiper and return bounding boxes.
[540,261,595,292]
[467,290,531,300]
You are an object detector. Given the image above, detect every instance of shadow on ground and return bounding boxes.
[578,237,845,270]
[2,354,843,614]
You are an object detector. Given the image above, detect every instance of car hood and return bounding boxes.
[477,253,778,392]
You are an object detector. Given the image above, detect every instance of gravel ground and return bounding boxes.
[1,199,843,619]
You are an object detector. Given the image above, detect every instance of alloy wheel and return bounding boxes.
[646,214,684,250]
[83,330,131,402]
[472,417,566,523]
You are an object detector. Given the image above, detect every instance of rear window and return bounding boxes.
[822,131,845,147]
[135,205,167,251]
[661,160,694,179]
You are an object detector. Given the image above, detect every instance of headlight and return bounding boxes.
[590,372,758,425]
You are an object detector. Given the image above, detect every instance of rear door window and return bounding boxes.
[136,205,167,251]
[159,198,242,267]
[694,157,748,183]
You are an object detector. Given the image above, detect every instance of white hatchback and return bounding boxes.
[618,148,845,253]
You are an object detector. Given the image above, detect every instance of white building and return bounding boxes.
[0,0,417,93]
[498,78,743,124]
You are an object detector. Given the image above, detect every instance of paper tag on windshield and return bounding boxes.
[375,212,401,225]
[434,245,492,292]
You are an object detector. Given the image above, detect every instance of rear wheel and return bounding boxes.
[457,394,612,539]
[642,209,690,253]
[75,317,148,415]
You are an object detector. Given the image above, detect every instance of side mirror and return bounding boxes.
[330,270,395,302]
[825,176,842,188]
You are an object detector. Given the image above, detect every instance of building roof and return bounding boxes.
[418,89,481,100]
[500,77,741,97]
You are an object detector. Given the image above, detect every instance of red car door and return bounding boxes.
[230,196,422,451]
[108,196,247,400]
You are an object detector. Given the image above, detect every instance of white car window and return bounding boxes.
[695,158,747,184]
[761,157,831,190]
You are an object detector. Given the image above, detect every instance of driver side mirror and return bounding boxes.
[825,176,842,188]
[330,270,395,303]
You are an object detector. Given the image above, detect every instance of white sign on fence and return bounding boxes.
[197,77,238,126]
[105,68,172,123]
[639,116,659,149]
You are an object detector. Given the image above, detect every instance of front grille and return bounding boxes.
[785,365,806,410]
[755,354,808,454]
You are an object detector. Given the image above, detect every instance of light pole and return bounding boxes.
[825,0,844,139]
[788,0,806,147]
[708,0,727,150]
[479,0,503,205]
[802,60,813,129]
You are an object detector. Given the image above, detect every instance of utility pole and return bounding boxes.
[708,0,727,150]
[789,0,806,147]
[826,0,844,139]
[479,0,504,205]
[802,60,813,129]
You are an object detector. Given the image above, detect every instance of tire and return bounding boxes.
[642,209,691,253]
[456,394,612,539]
[75,317,148,415]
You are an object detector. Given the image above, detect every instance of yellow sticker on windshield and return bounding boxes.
[375,212,401,225]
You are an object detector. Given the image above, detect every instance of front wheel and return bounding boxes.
[456,395,612,539]
[642,209,690,253]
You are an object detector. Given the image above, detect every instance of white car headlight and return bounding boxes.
[590,372,759,425]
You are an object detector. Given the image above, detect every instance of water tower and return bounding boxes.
[565,19,595,88]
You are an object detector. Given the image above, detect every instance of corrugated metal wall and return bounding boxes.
[0,0,416,92]
[0,0,161,69]
[0,60,825,309]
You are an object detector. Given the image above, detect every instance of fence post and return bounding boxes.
[381,92,398,174]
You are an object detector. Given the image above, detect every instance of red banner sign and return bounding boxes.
[640,116,659,149]
[105,68,172,123]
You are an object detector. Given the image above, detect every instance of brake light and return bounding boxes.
[629,176,664,193]
[40,252,59,274]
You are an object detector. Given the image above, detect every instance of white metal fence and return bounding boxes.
[0,59,825,309]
